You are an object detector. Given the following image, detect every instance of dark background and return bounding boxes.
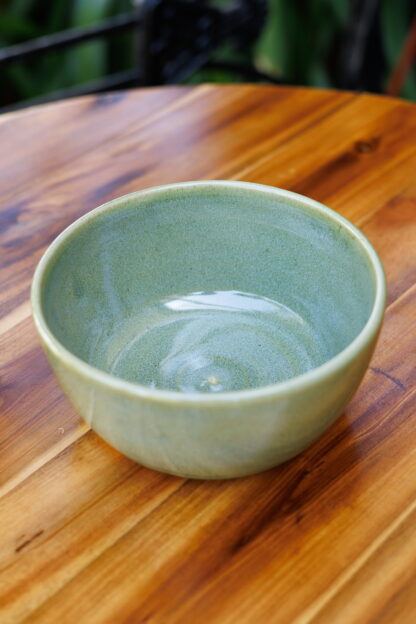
[0,0,415,111]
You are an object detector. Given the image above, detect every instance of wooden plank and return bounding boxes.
[0,318,86,492]
[305,495,416,623]
[0,87,192,202]
[235,93,416,224]
[360,194,416,305]
[0,438,182,623]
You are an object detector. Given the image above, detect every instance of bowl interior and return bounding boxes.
[40,184,377,393]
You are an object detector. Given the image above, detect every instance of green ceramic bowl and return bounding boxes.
[32,181,386,479]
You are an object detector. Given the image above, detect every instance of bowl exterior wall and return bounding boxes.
[40,329,379,479]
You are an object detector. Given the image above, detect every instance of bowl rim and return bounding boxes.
[31,180,386,405]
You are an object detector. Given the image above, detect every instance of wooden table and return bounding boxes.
[1,85,415,624]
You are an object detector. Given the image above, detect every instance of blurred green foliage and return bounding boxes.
[0,0,133,105]
[256,0,348,87]
[0,0,414,107]
[256,0,415,99]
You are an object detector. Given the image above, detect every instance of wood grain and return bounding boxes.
[1,85,415,624]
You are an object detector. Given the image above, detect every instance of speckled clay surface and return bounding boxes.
[31,181,386,478]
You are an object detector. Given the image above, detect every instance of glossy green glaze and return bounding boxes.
[32,181,386,478]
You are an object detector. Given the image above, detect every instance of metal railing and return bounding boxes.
[0,11,144,112]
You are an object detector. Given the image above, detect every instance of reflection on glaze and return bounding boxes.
[102,291,329,393]
[164,291,305,320]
